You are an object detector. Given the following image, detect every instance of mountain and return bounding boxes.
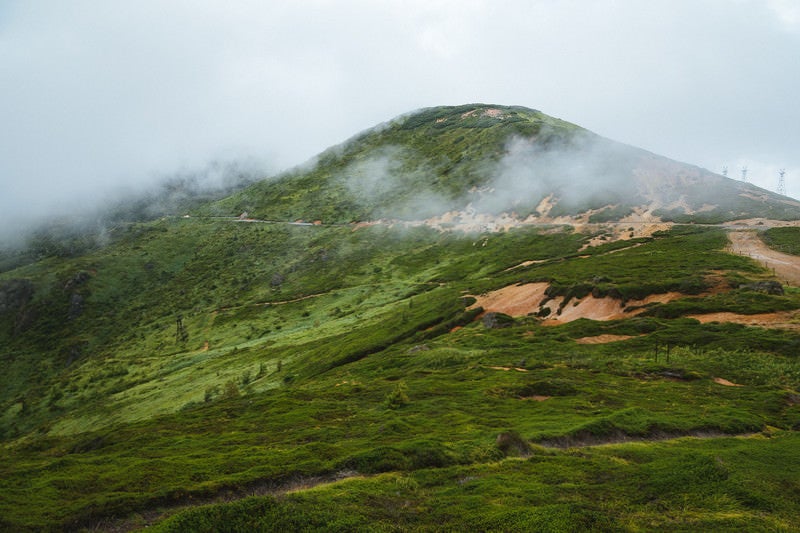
[213,103,800,225]
[2,104,800,531]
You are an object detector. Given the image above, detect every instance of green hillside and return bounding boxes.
[210,104,800,224]
[2,105,800,531]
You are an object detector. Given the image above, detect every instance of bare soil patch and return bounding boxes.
[688,310,800,331]
[88,470,363,532]
[713,377,743,387]
[575,334,637,344]
[542,292,683,325]
[504,259,549,271]
[471,283,685,324]
[537,429,753,449]
[471,283,549,316]
[487,366,529,372]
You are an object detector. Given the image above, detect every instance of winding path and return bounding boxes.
[727,230,800,286]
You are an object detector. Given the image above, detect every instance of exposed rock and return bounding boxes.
[0,279,36,335]
[68,293,85,320]
[64,271,91,291]
[63,343,86,367]
[407,344,430,354]
[739,281,784,295]
[482,312,515,329]
[460,296,477,307]
[496,431,532,457]
[0,279,34,315]
[13,307,36,335]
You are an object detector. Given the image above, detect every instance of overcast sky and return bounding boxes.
[2,0,799,238]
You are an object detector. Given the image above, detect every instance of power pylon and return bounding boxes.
[778,169,786,196]
[741,166,748,183]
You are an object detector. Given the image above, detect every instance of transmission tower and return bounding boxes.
[741,166,748,183]
[722,166,728,177]
[778,169,786,196]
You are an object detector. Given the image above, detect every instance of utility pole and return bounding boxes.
[741,166,748,183]
[778,169,786,196]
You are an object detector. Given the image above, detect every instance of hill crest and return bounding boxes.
[213,104,800,227]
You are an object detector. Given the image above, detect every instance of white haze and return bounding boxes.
[475,135,635,215]
[0,157,270,248]
[2,0,800,245]
[336,131,649,223]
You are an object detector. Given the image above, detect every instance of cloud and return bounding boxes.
[1,0,799,245]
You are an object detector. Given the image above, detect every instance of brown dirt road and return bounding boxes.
[727,230,800,286]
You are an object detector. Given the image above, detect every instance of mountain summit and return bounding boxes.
[216,104,800,226]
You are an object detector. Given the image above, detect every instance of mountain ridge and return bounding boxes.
[210,103,800,226]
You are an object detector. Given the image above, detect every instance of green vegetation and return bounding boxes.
[762,226,800,255]
[1,104,800,530]
[207,105,581,223]
[153,432,800,532]
[2,218,799,530]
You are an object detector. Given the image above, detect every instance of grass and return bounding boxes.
[761,227,800,256]
[151,431,800,532]
[2,304,800,529]
[1,105,800,530]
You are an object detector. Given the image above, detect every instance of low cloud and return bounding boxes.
[337,131,647,223]
[0,157,270,251]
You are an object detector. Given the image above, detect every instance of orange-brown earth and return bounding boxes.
[470,282,681,324]
[575,334,638,344]
[688,310,800,331]
[471,227,800,331]
[727,230,800,286]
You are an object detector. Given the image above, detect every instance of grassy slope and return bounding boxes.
[762,227,800,256]
[153,432,800,532]
[2,222,800,530]
[2,105,800,530]
[206,105,581,223]
[207,104,800,224]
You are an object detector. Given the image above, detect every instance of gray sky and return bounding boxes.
[2,0,799,237]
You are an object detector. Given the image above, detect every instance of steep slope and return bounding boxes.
[1,105,800,531]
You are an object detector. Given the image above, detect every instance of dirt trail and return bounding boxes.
[87,470,362,532]
[537,429,756,449]
[727,230,800,286]
[689,310,800,331]
[575,334,638,344]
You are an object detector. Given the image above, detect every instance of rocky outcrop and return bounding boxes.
[64,271,91,291]
[0,279,35,335]
[482,312,515,329]
[68,293,85,320]
[0,279,34,315]
[739,281,784,295]
[63,271,92,320]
